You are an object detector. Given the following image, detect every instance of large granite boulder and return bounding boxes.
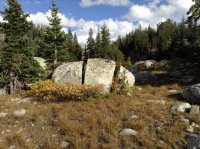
[51,58,135,93]
[84,59,116,93]
[52,61,83,84]
[34,57,47,70]
[119,66,135,86]
[182,84,200,104]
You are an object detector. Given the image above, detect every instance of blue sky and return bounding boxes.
[0,0,194,44]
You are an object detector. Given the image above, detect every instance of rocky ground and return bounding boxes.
[0,58,200,149]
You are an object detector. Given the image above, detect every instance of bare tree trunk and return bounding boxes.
[13,76,17,94]
[53,49,58,68]
[9,72,14,95]
[9,72,17,95]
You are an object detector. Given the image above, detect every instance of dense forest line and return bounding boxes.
[0,0,199,94]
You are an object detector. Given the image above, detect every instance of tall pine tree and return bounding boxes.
[86,28,95,58]
[95,26,101,58]
[73,33,82,60]
[0,0,43,94]
[99,24,111,59]
[187,0,200,46]
[44,0,68,67]
[187,0,200,24]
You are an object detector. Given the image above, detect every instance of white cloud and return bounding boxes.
[27,11,135,45]
[124,0,194,28]
[80,0,131,7]
[28,12,49,26]
[126,5,153,21]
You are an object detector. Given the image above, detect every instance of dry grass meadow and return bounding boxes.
[0,81,199,148]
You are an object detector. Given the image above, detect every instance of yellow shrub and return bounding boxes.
[28,80,103,102]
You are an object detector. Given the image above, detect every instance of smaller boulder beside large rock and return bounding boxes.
[118,66,135,86]
[182,84,200,104]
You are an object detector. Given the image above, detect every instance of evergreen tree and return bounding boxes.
[99,24,111,59]
[73,33,82,60]
[187,0,200,24]
[134,26,149,60]
[86,28,95,58]
[29,25,47,57]
[66,28,81,61]
[95,26,101,58]
[187,0,200,46]
[157,19,177,57]
[147,26,157,50]
[66,28,73,53]
[44,0,68,67]
[0,0,43,94]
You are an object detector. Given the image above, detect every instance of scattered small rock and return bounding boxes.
[0,112,8,118]
[60,141,69,148]
[147,100,166,105]
[189,105,199,115]
[157,127,161,132]
[6,130,11,133]
[130,115,139,120]
[11,98,21,102]
[8,146,16,149]
[17,98,31,104]
[191,122,199,128]
[168,90,178,94]
[187,134,200,149]
[157,140,165,147]
[13,109,27,117]
[187,126,194,133]
[171,103,191,112]
[17,128,23,133]
[179,116,190,124]
[15,121,20,124]
[126,92,132,97]
[119,128,138,136]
